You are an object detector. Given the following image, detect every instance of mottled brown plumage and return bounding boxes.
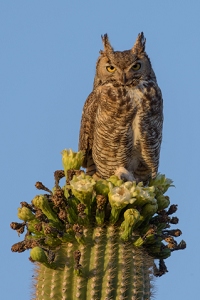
[79,33,163,183]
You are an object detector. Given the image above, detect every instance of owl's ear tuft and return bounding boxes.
[132,32,146,54]
[101,34,114,55]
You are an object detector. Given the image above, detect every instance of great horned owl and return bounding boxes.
[79,32,163,183]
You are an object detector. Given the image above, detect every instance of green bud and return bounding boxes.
[150,173,174,194]
[32,195,61,227]
[108,175,124,187]
[30,246,57,268]
[156,194,170,211]
[18,207,35,222]
[27,219,42,234]
[123,209,140,227]
[120,209,140,241]
[140,203,158,219]
[95,179,109,197]
[131,183,156,207]
[62,149,84,177]
[30,246,48,264]
[70,189,93,206]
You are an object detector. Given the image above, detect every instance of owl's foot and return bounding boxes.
[115,167,135,182]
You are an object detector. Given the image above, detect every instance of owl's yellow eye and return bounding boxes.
[106,65,116,73]
[132,63,141,71]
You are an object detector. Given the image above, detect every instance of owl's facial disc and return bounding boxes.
[104,59,143,86]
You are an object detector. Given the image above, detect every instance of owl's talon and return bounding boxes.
[115,167,135,182]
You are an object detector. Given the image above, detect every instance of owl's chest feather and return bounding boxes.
[91,81,162,178]
[95,85,145,143]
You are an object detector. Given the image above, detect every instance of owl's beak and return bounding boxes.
[122,72,127,85]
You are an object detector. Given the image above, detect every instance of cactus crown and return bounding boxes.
[11,150,186,299]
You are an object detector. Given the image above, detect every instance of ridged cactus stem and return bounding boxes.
[33,226,153,300]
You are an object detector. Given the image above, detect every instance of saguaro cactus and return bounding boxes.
[11,149,186,300]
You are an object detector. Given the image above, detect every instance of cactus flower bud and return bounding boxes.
[131,183,156,206]
[150,173,174,194]
[32,195,61,227]
[30,246,56,268]
[30,246,48,263]
[120,209,140,241]
[140,203,158,220]
[108,175,124,187]
[156,194,170,211]
[18,207,35,222]
[61,149,84,178]
[95,179,110,197]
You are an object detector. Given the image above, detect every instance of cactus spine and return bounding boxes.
[11,150,186,300]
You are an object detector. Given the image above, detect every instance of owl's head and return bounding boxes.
[94,32,156,88]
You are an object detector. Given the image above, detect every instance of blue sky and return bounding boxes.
[1,1,199,299]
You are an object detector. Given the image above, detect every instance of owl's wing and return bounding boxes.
[136,83,163,181]
[78,91,99,174]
